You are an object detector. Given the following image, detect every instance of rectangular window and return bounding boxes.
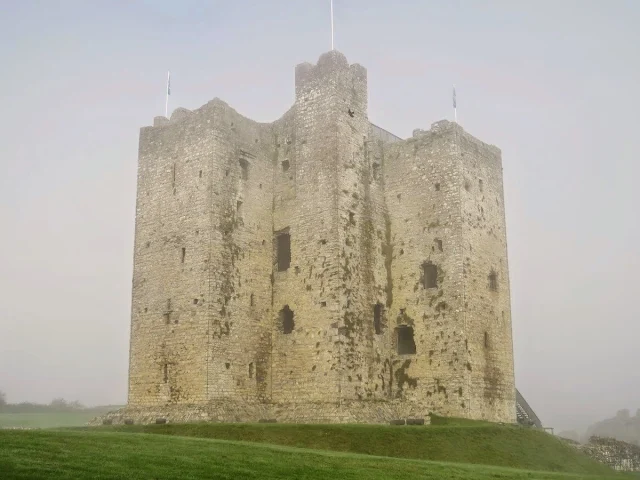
[163,364,168,383]
[422,263,438,289]
[396,326,416,354]
[489,271,498,291]
[275,230,291,272]
[239,158,249,180]
[374,303,383,335]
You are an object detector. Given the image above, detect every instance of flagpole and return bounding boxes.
[165,71,170,118]
[453,84,457,122]
[330,0,334,50]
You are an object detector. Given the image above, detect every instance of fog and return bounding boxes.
[1,0,638,433]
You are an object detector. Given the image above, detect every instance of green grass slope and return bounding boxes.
[0,412,98,429]
[0,429,632,480]
[96,421,613,475]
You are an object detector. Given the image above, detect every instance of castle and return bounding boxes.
[118,51,516,425]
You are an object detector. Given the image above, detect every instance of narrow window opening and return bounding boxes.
[396,326,416,354]
[489,270,498,291]
[237,200,243,217]
[320,301,327,307]
[422,262,438,289]
[225,169,229,177]
[250,293,255,307]
[484,331,489,349]
[199,170,203,178]
[435,183,440,191]
[163,364,168,383]
[171,163,176,188]
[464,179,471,191]
[181,247,186,264]
[436,239,443,252]
[163,298,172,324]
[275,230,291,271]
[349,211,356,225]
[249,362,254,378]
[280,305,294,334]
[281,160,290,172]
[239,158,249,180]
[373,303,383,335]
[479,179,483,192]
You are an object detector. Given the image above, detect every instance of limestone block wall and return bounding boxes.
[382,125,468,418]
[457,125,515,422]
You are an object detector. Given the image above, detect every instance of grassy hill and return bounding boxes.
[95,418,613,475]
[2,417,638,479]
[0,428,634,480]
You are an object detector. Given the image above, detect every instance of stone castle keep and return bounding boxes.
[119,51,516,425]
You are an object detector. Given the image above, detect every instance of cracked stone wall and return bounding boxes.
[125,50,515,424]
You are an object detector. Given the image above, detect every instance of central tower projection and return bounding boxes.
[124,51,516,424]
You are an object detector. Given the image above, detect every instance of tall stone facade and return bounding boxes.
[121,51,515,425]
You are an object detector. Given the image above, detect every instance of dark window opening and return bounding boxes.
[374,303,383,335]
[320,301,327,307]
[280,305,294,334]
[275,230,291,271]
[163,298,172,324]
[484,331,489,349]
[181,247,186,263]
[225,169,229,177]
[436,239,443,252]
[396,326,416,354]
[479,179,483,192]
[349,211,356,225]
[171,163,176,188]
[281,160,290,172]
[489,270,498,291]
[239,158,249,180]
[250,293,255,307]
[435,183,440,191]
[422,262,438,289]
[199,170,203,178]
[249,362,254,378]
[163,364,168,383]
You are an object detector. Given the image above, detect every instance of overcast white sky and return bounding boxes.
[0,0,638,432]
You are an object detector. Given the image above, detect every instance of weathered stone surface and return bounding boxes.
[579,436,640,472]
[115,51,516,426]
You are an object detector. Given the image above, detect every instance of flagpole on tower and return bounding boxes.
[330,0,334,50]
[165,71,171,118]
[453,84,457,122]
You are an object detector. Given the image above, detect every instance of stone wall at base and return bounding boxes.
[89,401,434,426]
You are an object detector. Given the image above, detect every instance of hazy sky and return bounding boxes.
[1,0,638,432]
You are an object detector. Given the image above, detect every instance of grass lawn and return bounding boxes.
[0,429,634,480]
[95,421,614,475]
[0,413,98,429]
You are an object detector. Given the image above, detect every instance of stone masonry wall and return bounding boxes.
[123,51,515,425]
